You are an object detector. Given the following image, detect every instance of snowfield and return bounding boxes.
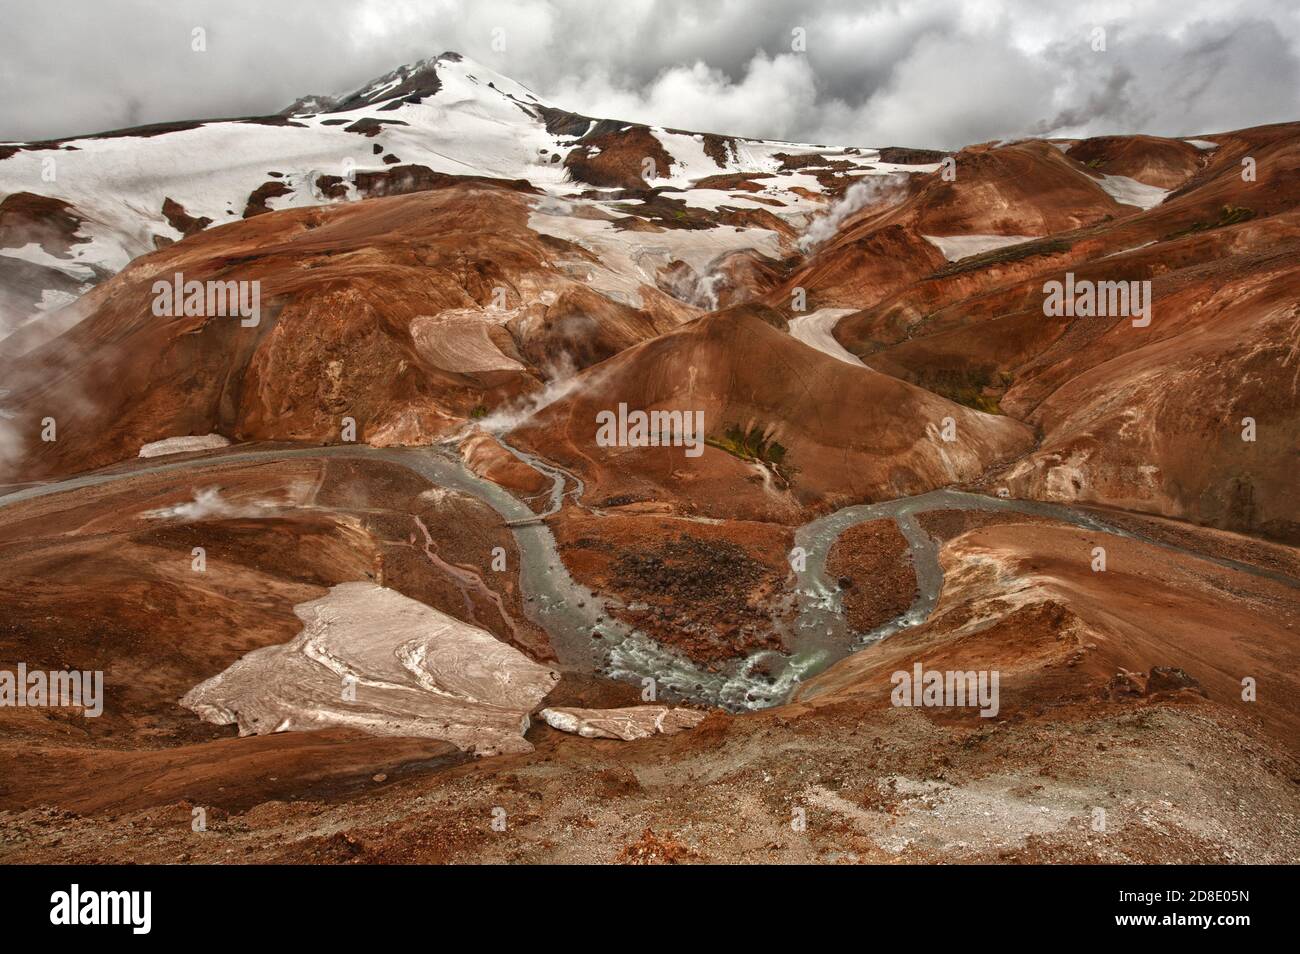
[923,234,1037,261]
[0,49,1217,356]
[1093,173,1171,210]
[788,308,872,369]
[0,52,943,348]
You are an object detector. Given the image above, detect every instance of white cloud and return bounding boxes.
[1,0,1296,147]
[550,53,820,139]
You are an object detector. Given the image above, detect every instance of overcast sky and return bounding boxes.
[2,0,1297,148]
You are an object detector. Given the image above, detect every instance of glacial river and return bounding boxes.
[1,441,1293,711]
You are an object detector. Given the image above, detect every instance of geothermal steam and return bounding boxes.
[798,174,908,252]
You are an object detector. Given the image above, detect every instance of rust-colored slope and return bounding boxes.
[996,245,1300,539]
[768,139,1136,313]
[895,140,1134,236]
[812,124,1300,537]
[0,182,689,480]
[831,124,1300,355]
[798,519,1300,746]
[1065,134,1205,190]
[511,310,1033,519]
[0,451,548,811]
[0,454,546,743]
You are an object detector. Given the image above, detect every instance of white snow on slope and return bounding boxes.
[527,198,783,308]
[645,134,936,225]
[0,56,896,289]
[138,434,231,458]
[922,234,1036,261]
[1,57,574,269]
[788,308,872,369]
[0,52,945,345]
[1094,173,1171,210]
[0,242,99,281]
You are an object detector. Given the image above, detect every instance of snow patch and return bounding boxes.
[1094,174,1170,210]
[788,308,871,369]
[922,234,1036,261]
[138,434,231,458]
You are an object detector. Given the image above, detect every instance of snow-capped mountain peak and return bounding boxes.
[0,51,924,350]
[282,51,548,117]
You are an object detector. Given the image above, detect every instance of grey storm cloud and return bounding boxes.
[1,0,1297,148]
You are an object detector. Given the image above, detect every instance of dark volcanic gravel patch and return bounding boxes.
[609,534,786,665]
[825,519,917,633]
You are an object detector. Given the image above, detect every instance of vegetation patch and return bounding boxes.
[914,368,1004,414]
[706,423,794,480]
[1164,205,1255,240]
[930,238,1073,279]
